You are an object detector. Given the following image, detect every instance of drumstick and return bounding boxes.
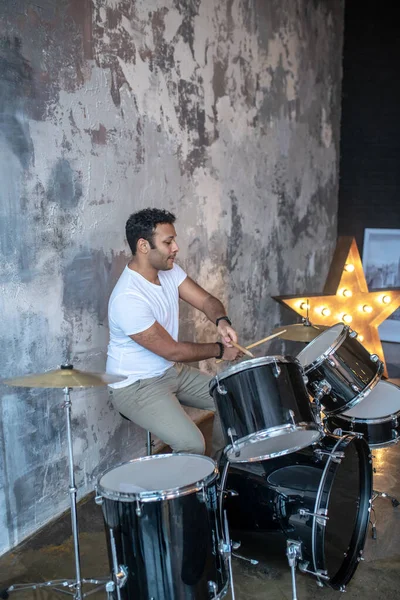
[245,329,286,350]
[230,341,254,358]
[215,329,286,363]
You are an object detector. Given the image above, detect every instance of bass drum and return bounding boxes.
[223,434,372,590]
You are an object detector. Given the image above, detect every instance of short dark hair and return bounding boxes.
[126,208,176,255]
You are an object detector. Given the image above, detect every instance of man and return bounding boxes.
[106,207,242,456]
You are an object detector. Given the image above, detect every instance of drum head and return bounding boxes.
[210,355,294,387]
[226,426,322,463]
[297,323,345,368]
[343,380,400,419]
[98,454,217,500]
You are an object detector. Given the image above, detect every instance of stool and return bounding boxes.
[119,413,153,456]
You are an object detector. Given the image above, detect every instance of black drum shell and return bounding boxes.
[100,479,225,600]
[301,329,382,415]
[222,434,372,589]
[209,357,317,446]
[325,413,400,448]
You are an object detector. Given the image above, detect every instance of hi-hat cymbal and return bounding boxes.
[3,365,127,388]
[272,323,329,342]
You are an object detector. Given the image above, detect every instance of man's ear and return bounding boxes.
[137,238,149,254]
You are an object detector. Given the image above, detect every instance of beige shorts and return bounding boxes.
[109,363,218,455]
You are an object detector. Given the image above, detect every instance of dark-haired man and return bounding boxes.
[106,208,241,455]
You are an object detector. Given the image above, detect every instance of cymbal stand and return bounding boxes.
[2,387,112,600]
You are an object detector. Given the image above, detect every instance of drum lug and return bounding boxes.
[351,383,361,392]
[327,358,336,368]
[115,565,128,589]
[94,486,103,505]
[197,485,207,503]
[272,360,281,378]
[298,562,330,581]
[314,379,332,402]
[349,329,358,338]
[208,580,218,597]
[391,415,398,428]
[135,499,142,517]
[314,449,345,463]
[299,507,329,526]
[227,428,241,458]
[215,375,227,395]
[370,354,379,363]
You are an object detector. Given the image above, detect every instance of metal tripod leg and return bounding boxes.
[370,489,399,539]
[286,540,302,600]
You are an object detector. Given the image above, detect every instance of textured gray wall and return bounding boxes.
[0,0,344,554]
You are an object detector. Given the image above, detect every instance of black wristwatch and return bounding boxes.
[215,342,224,359]
[216,316,232,327]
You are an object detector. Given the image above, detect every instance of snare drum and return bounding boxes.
[223,433,372,590]
[325,380,400,448]
[297,323,383,415]
[96,454,229,600]
[209,356,322,463]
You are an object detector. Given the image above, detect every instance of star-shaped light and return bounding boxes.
[273,237,400,377]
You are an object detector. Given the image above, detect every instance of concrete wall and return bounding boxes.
[0,0,344,555]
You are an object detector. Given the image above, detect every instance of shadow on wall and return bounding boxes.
[383,342,400,378]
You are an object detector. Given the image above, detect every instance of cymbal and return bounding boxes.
[272,323,329,342]
[3,365,127,388]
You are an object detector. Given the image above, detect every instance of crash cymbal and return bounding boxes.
[3,364,127,388]
[272,323,329,342]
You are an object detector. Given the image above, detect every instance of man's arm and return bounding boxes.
[130,321,241,362]
[178,276,238,345]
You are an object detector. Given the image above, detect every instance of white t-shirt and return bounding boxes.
[106,263,187,388]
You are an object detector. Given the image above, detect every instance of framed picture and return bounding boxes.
[362,228,400,343]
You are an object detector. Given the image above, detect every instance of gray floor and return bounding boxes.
[1,435,400,599]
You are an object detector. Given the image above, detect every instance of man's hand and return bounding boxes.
[221,345,243,361]
[217,323,238,347]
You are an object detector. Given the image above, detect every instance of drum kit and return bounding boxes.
[1,322,400,600]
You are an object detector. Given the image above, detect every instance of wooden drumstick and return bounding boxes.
[245,329,286,350]
[215,329,286,363]
[230,340,254,358]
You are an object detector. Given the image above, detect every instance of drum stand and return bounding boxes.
[1,387,114,600]
[369,489,400,539]
[286,541,303,600]
[218,459,259,567]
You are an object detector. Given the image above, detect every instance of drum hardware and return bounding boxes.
[331,427,364,440]
[219,510,236,600]
[227,428,241,457]
[299,508,329,525]
[370,354,380,362]
[298,563,330,584]
[208,580,218,598]
[286,540,302,600]
[349,330,358,338]
[215,374,227,394]
[314,379,332,402]
[109,527,127,600]
[2,364,126,600]
[272,359,281,378]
